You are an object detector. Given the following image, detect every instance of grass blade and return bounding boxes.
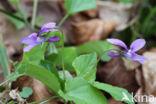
[0,35,9,77]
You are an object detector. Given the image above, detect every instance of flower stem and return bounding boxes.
[96,48,117,65]
[31,0,38,29]
[58,14,69,27]
[62,34,66,81]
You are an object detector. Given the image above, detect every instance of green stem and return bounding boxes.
[31,0,38,29]
[96,48,117,65]
[58,14,69,27]
[27,96,58,104]
[55,27,66,81]
[62,34,66,81]
[16,0,30,28]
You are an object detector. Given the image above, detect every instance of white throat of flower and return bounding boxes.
[37,37,43,42]
[127,50,132,56]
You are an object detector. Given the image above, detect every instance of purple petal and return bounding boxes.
[130,39,146,52]
[23,44,36,52]
[108,52,120,57]
[127,53,147,64]
[21,33,44,52]
[28,33,38,38]
[21,33,37,45]
[39,22,57,35]
[47,36,60,42]
[42,22,56,29]
[107,38,128,50]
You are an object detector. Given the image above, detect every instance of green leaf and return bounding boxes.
[120,0,135,3]
[91,81,134,104]
[47,41,114,72]
[46,43,58,56]
[65,0,97,15]
[59,77,107,104]
[19,87,33,98]
[22,63,61,93]
[0,36,9,77]
[76,41,114,62]
[47,47,77,72]
[23,44,47,64]
[17,44,47,73]
[8,101,17,104]
[40,60,60,80]
[58,70,73,80]
[6,12,26,29]
[72,53,97,81]
[9,0,19,3]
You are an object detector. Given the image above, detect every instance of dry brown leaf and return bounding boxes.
[124,59,140,70]
[12,76,58,103]
[12,76,33,91]
[72,19,116,45]
[142,51,156,95]
[108,98,123,104]
[135,69,144,87]
[97,58,139,93]
[98,1,136,31]
[81,8,98,18]
[32,79,57,104]
[134,49,156,104]
[0,89,11,103]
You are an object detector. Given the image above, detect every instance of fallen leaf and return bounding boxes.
[72,19,116,45]
[97,57,139,93]
[108,98,123,104]
[142,51,156,95]
[98,1,136,31]
[81,8,98,18]
[32,79,57,104]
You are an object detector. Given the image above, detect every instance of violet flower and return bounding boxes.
[21,22,60,52]
[107,38,147,64]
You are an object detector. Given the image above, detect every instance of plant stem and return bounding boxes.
[27,96,58,104]
[31,0,38,29]
[58,14,69,27]
[62,34,66,81]
[16,0,30,29]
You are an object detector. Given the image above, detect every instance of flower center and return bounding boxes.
[127,50,132,56]
[37,37,43,42]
